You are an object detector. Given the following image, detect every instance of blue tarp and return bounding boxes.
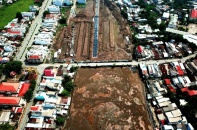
[43,104,55,108]
[35,95,45,100]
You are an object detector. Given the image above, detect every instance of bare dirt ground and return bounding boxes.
[188,24,197,34]
[65,68,152,130]
[95,0,132,61]
[54,0,133,62]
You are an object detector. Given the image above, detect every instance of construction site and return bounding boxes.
[54,0,133,62]
[65,67,152,130]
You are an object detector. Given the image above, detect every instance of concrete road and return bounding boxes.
[16,0,53,129]
[32,53,197,74]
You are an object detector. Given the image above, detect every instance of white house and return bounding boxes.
[21,12,35,19]
[43,18,58,26]
[77,0,86,4]
[162,12,170,20]
[34,39,51,46]
[168,14,178,28]
[48,5,60,13]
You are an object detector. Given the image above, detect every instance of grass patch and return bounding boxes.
[76,3,86,8]
[0,0,34,29]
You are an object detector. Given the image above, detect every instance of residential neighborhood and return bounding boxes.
[0,0,197,129]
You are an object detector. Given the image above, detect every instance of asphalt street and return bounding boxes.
[34,52,197,74]
[16,0,53,129]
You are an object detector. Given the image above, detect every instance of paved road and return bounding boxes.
[16,0,52,63]
[16,0,53,129]
[33,53,197,74]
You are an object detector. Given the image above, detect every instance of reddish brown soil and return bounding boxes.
[54,0,133,62]
[65,68,152,130]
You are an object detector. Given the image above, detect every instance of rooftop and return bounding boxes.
[0,82,20,92]
[191,9,197,19]
[18,83,30,96]
[0,97,21,105]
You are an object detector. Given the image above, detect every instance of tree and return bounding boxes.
[56,116,65,125]
[24,80,36,102]
[15,12,23,22]
[0,64,4,77]
[70,66,78,73]
[62,75,71,85]
[64,81,74,92]
[24,89,34,102]
[58,17,67,25]
[43,10,49,17]
[30,80,36,85]
[0,123,14,130]
[35,10,39,16]
[159,22,167,31]
[61,89,70,96]
[121,10,128,19]
[4,60,22,74]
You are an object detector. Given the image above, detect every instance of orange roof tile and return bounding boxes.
[0,97,21,105]
[0,82,20,92]
[18,83,30,96]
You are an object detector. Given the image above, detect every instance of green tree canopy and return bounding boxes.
[63,81,74,92]
[61,89,70,96]
[56,116,65,125]
[58,17,67,25]
[62,75,71,85]
[0,123,14,130]
[16,12,23,22]
[24,89,33,102]
[159,22,167,31]
[4,60,23,74]
[70,66,78,73]
[43,10,49,18]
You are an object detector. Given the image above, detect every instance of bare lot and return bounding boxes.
[65,68,152,130]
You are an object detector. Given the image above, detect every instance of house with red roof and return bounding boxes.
[44,68,56,77]
[27,55,44,63]
[164,79,171,85]
[176,65,184,76]
[181,87,197,96]
[0,82,20,94]
[30,106,41,111]
[0,97,21,106]
[188,90,197,96]
[18,83,30,97]
[4,18,27,37]
[190,9,197,20]
[6,28,24,37]
[12,107,23,114]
